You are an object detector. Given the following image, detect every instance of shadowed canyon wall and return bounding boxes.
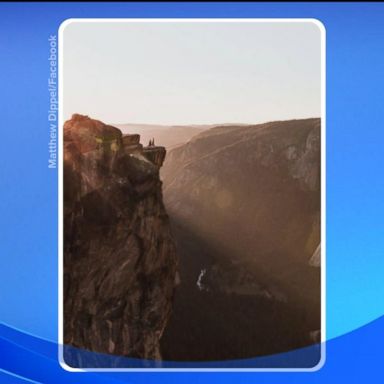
[161,119,321,361]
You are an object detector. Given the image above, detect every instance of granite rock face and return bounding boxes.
[143,146,166,167]
[63,114,177,364]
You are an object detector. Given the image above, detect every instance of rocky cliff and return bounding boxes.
[63,114,177,365]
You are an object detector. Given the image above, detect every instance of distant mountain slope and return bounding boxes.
[115,123,206,149]
[163,118,320,267]
[160,118,321,361]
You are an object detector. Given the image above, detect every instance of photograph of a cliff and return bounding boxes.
[62,20,322,368]
[63,114,177,365]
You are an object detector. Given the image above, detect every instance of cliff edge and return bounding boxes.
[63,114,177,365]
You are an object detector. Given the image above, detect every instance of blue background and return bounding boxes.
[0,1,383,382]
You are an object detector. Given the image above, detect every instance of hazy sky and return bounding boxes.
[62,21,322,125]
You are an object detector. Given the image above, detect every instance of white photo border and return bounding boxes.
[58,18,326,373]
